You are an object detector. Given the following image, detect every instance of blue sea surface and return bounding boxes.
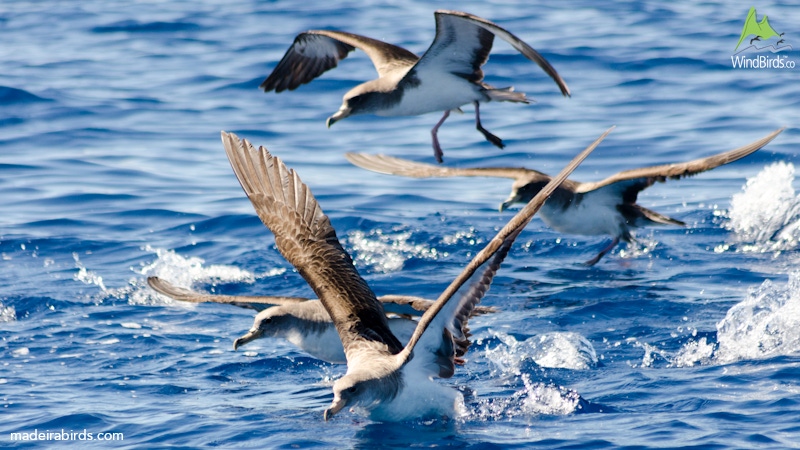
[2,1,800,448]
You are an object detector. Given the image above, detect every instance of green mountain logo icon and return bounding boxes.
[734,7,787,52]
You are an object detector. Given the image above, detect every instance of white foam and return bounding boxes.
[721,162,800,253]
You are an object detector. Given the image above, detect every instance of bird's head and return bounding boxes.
[324,363,402,420]
[324,375,364,420]
[499,187,526,212]
[233,307,287,350]
[500,179,547,212]
[327,85,383,127]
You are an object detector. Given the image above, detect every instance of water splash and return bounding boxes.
[345,229,443,273]
[468,331,592,419]
[634,341,670,368]
[139,246,260,287]
[484,331,598,372]
[714,272,800,364]
[470,374,582,420]
[104,246,281,305]
[441,227,483,247]
[719,162,800,253]
[0,302,16,323]
[618,235,658,261]
[671,337,715,368]
[73,252,107,292]
[640,273,800,367]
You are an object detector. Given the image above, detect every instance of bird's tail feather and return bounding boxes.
[624,204,686,228]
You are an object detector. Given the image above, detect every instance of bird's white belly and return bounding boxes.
[286,326,346,364]
[539,198,624,237]
[286,318,417,364]
[378,75,482,117]
[365,371,464,422]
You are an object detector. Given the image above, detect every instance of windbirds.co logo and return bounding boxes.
[731,7,795,69]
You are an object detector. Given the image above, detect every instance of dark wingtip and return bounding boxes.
[559,82,572,98]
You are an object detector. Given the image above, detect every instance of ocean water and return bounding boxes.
[2,0,800,448]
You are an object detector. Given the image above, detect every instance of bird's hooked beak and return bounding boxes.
[499,193,520,212]
[232,328,262,351]
[326,106,351,128]
[323,397,346,421]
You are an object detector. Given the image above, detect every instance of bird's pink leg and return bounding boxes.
[583,236,620,266]
[431,110,450,163]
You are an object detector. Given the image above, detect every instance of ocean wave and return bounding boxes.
[0,85,51,104]
[91,20,201,33]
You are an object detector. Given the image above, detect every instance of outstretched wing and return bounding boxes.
[379,294,496,317]
[406,10,570,96]
[260,30,418,92]
[345,152,531,180]
[404,231,515,378]
[221,132,403,358]
[395,127,614,370]
[575,128,785,193]
[147,276,307,311]
[147,276,495,318]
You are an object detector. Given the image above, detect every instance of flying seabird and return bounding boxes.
[346,128,784,265]
[219,127,605,421]
[147,276,493,364]
[260,10,570,163]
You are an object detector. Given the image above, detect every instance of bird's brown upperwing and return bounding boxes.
[575,128,784,193]
[221,132,403,357]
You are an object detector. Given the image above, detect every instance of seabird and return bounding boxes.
[260,10,570,163]
[346,128,784,266]
[147,276,493,364]
[218,127,606,421]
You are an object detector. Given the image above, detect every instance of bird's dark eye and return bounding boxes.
[345,386,357,394]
